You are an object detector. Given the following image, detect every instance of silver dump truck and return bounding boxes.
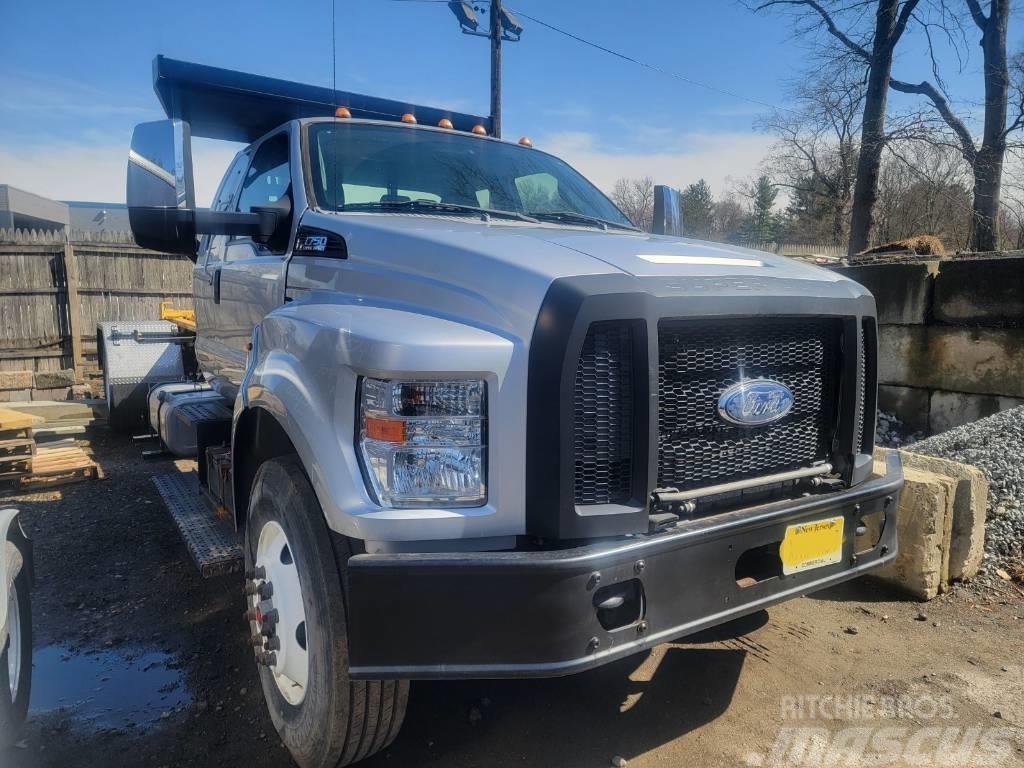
[112,56,903,767]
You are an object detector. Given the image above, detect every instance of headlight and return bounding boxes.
[358,378,486,507]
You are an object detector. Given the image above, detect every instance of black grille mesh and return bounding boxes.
[573,322,635,505]
[657,318,840,491]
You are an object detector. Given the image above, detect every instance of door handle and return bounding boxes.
[213,267,222,304]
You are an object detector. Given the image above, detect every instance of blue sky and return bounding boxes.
[0,0,1010,205]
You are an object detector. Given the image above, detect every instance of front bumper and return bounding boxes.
[347,450,902,680]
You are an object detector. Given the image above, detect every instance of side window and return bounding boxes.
[237,134,290,214]
[201,152,250,264]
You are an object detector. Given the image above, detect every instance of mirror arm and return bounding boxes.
[193,209,278,241]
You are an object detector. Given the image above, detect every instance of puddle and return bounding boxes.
[29,645,191,729]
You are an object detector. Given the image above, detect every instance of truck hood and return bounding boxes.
[289,212,864,343]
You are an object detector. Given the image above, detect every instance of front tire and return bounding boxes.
[244,456,407,768]
[0,534,32,749]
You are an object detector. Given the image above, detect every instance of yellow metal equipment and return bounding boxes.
[160,301,197,332]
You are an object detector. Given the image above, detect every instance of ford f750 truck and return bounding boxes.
[115,56,902,768]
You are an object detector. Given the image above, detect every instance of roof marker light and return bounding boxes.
[401,113,417,124]
[518,136,533,147]
[438,118,454,129]
[334,106,351,118]
[471,124,487,136]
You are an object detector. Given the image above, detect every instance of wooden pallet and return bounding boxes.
[0,442,103,490]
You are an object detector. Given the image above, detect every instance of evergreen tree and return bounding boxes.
[681,179,715,238]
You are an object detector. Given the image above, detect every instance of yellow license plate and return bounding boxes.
[779,516,844,575]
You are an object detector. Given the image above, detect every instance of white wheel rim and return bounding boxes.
[254,521,308,705]
[7,581,20,699]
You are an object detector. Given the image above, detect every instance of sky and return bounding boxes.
[0,0,1010,207]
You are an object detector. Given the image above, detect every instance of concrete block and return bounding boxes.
[873,463,954,601]
[831,262,937,324]
[33,369,76,389]
[31,387,71,401]
[878,325,1024,398]
[934,257,1024,324]
[899,451,987,582]
[877,384,930,433]
[0,370,33,391]
[928,390,1024,434]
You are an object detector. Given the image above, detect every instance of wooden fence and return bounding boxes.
[0,228,193,378]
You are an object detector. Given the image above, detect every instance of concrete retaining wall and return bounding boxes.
[831,255,1024,434]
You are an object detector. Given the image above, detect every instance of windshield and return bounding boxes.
[306,122,632,227]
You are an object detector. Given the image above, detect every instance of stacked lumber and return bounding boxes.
[0,406,103,490]
[0,400,104,442]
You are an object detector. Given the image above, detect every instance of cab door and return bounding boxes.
[209,131,294,391]
[194,150,250,384]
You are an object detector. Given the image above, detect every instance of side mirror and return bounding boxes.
[127,119,285,261]
[127,120,199,257]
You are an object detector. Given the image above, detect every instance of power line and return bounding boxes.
[505,7,796,114]
[388,0,794,114]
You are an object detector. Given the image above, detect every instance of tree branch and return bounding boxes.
[890,78,977,162]
[964,0,988,30]
[888,0,922,51]
[754,0,871,60]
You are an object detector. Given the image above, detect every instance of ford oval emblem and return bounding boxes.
[717,379,794,427]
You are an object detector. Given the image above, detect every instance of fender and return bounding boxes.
[0,507,30,652]
[235,293,526,543]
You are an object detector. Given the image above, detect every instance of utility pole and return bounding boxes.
[490,0,502,138]
[445,1,522,138]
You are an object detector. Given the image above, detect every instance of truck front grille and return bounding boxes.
[573,321,635,505]
[657,318,841,491]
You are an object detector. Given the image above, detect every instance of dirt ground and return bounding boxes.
[2,431,1023,768]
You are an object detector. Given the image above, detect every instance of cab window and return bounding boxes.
[237,134,290,213]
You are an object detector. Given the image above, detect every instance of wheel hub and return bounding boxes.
[247,521,308,705]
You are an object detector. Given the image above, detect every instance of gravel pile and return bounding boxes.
[875,411,924,448]
[908,406,1024,566]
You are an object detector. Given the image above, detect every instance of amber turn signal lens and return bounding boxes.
[518,136,532,147]
[364,416,407,443]
[334,106,351,118]
[471,124,487,136]
[438,118,454,129]
[401,113,417,124]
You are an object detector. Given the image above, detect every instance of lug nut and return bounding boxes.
[266,636,281,651]
[245,566,267,581]
[258,582,274,600]
[244,582,260,596]
[250,636,265,648]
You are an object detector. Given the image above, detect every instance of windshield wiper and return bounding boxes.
[341,199,538,223]
[526,210,640,232]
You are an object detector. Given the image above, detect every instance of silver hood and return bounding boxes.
[289,211,866,344]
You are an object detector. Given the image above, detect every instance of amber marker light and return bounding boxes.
[471,124,487,135]
[438,118,454,129]
[518,136,533,147]
[334,106,351,118]
[364,416,407,443]
[401,113,417,124]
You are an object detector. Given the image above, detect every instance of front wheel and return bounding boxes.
[244,456,407,768]
[0,531,32,748]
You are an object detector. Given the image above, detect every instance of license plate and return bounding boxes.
[779,516,844,575]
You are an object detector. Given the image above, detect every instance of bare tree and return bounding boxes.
[888,1,1016,251]
[610,176,655,231]
[749,1,921,255]
[875,141,973,246]
[758,61,864,244]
